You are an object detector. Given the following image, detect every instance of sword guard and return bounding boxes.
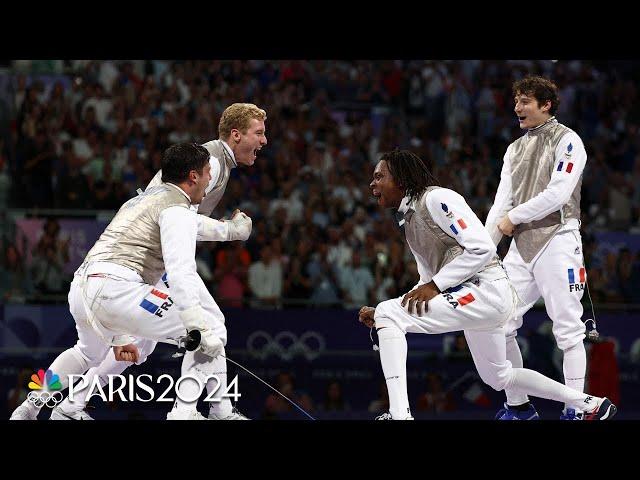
[584,318,600,342]
[172,330,202,357]
[185,330,201,351]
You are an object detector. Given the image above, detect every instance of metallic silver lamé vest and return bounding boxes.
[403,186,499,279]
[146,139,236,217]
[510,118,582,262]
[84,184,190,285]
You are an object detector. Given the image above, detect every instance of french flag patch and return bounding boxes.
[557,161,574,173]
[450,218,467,235]
[568,267,586,292]
[568,267,586,284]
[139,288,172,316]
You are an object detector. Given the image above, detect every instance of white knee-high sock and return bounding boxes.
[377,325,411,419]
[174,351,206,412]
[207,352,232,418]
[504,334,529,406]
[174,350,233,416]
[509,367,598,411]
[563,342,586,410]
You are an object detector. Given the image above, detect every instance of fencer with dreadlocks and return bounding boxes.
[359,149,616,420]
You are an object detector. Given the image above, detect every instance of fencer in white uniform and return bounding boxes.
[485,77,589,420]
[10,143,253,421]
[360,149,615,421]
[43,104,267,421]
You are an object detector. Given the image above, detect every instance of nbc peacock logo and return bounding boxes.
[27,369,64,408]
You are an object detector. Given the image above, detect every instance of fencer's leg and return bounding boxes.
[533,231,587,412]
[59,338,157,414]
[194,275,236,419]
[206,347,234,419]
[172,350,207,414]
[373,304,412,420]
[98,273,231,420]
[465,328,604,414]
[562,342,586,399]
[10,279,110,420]
[59,272,167,414]
[168,348,230,420]
[53,278,113,390]
[502,246,541,408]
[10,345,94,420]
[170,291,228,420]
[369,276,512,420]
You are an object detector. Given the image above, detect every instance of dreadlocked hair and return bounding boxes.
[381,149,440,203]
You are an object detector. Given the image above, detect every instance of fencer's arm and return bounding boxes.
[484,146,514,246]
[197,215,229,241]
[507,132,587,225]
[427,189,496,292]
[159,206,223,357]
[159,206,201,310]
[196,211,252,242]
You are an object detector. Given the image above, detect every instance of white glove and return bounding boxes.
[198,330,223,358]
[226,211,252,241]
[179,305,223,358]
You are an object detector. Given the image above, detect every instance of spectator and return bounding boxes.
[320,381,351,412]
[2,59,639,310]
[30,219,70,294]
[337,251,375,309]
[248,244,283,308]
[415,373,456,413]
[262,372,314,419]
[368,381,390,414]
[0,243,34,301]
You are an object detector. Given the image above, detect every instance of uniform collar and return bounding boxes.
[396,195,416,226]
[166,183,192,203]
[220,139,237,168]
[527,116,557,136]
[397,195,415,214]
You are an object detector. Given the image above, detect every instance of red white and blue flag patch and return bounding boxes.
[139,288,172,316]
[557,161,574,173]
[568,267,586,284]
[568,267,586,292]
[449,218,467,235]
[441,287,476,309]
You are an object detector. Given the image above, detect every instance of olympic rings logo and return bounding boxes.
[27,391,64,408]
[246,330,326,361]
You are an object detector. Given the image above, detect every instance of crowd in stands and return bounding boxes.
[1,59,639,306]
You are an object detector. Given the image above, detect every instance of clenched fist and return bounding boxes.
[113,343,140,363]
[227,209,252,241]
[497,215,515,236]
[358,306,376,328]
